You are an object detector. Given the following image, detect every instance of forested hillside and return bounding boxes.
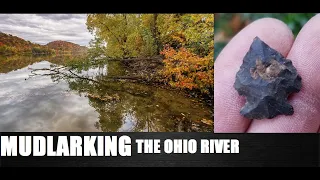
[0,32,55,55]
[0,32,87,55]
[47,40,88,54]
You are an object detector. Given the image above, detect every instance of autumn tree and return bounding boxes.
[156,14,214,56]
[140,14,161,55]
[87,36,107,59]
[158,14,214,95]
[87,14,144,58]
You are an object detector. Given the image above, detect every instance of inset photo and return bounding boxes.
[214,13,320,133]
[0,14,214,132]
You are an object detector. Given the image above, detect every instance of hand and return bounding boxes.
[214,15,320,133]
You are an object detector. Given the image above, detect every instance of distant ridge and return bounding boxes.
[0,32,37,49]
[0,32,88,55]
[46,40,88,53]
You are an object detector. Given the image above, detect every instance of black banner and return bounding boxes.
[0,133,319,167]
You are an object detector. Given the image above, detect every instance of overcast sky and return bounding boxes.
[0,14,94,46]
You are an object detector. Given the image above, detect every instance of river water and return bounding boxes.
[0,55,213,132]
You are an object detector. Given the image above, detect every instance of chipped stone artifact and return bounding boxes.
[234,37,302,120]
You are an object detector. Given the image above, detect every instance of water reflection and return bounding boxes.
[0,55,213,132]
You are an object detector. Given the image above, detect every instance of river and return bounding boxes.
[0,55,213,132]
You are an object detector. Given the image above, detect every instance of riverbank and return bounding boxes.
[118,56,213,108]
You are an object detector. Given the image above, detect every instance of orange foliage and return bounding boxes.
[160,45,213,94]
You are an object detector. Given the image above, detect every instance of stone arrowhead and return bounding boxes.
[234,37,302,120]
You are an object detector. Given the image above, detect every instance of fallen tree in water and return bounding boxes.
[28,68,151,104]
[28,66,158,84]
[28,54,212,108]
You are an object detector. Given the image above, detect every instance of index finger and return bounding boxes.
[214,18,294,132]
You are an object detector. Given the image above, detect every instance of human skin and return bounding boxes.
[214,14,320,133]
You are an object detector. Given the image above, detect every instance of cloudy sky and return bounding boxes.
[0,14,94,46]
